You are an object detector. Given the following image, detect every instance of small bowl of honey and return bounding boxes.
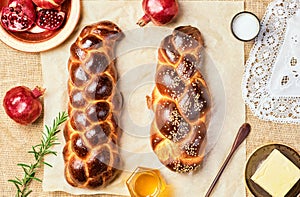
[126,167,166,197]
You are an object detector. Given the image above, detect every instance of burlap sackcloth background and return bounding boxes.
[0,0,299,197]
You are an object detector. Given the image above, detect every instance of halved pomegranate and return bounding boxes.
[36,9,65,30]
[0,0,36,32]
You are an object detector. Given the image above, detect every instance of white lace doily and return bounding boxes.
[242,0,300,123]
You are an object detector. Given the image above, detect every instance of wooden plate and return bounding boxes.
[0,0,80,52]
[245,143,300,197]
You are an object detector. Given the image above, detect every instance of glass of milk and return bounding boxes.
[231,11,260,42]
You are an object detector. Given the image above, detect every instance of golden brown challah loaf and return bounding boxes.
[147,25,210,173]
[63,21,124,188]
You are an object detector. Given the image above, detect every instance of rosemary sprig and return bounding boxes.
[8,112,68,197]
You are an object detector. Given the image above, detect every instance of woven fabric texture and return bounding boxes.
[0,0,298,197]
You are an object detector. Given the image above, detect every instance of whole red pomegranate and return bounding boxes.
[32,0,65,9]
[3,86,44,125]
[0,0,36,32]
[137,0,179,27]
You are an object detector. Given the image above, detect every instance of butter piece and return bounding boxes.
[251,149,300,197]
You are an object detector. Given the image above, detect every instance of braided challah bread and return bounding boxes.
[147,25,211,173]
[63,21,124,188]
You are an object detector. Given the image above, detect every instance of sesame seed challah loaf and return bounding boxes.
[147,25,211,173]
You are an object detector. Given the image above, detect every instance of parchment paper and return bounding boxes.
[41,1,245,196]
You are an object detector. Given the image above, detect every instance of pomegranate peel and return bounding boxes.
[32,0,65,9]
[0,0,36,32]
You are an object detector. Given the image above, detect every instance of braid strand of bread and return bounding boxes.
[147,25,210,173]
[63,21,124,188]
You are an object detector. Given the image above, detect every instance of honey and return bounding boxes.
[126,167,166,197]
